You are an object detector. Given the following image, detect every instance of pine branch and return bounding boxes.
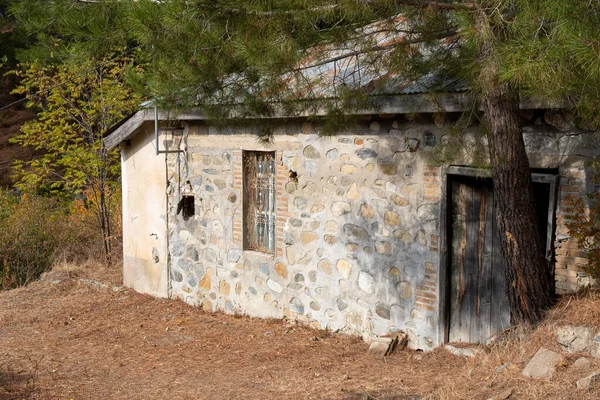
[395,1,478,11]
[293,28,458,73]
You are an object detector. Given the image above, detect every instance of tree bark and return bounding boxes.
[483,83,555,324]
[477,8,555,324]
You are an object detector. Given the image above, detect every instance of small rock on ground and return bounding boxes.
[444,344,483,358]
[571,357,591,370]
[556,325,594,353]
[487,387,513,400]
[576,371,600,390]
[522,348,562,380]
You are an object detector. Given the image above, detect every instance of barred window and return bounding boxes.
[243,151,276,253]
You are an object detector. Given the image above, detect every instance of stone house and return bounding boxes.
[103,96,598,350]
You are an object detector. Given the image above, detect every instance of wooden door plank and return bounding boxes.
[467,182,482,342]
[448,179,461,342]
[479,183,493,342]
[450,180,470,342]
[461,183,477,342]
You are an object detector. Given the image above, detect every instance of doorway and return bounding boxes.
[445,168,557,343]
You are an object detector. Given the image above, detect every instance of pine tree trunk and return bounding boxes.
[483,84,555,324]
[476,9,555,325]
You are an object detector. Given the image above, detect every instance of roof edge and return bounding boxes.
[103,93,566,150]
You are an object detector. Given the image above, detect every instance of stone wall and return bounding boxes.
[166,117,444,349]
[133,111,599,349]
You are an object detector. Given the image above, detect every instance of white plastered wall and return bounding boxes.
[121,122,169,297]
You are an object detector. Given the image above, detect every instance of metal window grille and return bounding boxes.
[243,151,276,253]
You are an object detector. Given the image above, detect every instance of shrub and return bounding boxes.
[566,157,600,280]
[0,191,67,288]
[0,189,122,289]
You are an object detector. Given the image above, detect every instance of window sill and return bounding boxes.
[243,250,276,264]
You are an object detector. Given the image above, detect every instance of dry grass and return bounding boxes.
[1,263,599,399]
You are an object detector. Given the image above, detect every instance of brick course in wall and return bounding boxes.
[554,168,591,294]
[232,150,243,247]
[275,152,290,258]
[415,262,438,313]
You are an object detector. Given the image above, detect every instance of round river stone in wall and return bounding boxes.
[303,145,320,159]
[203,248,217,263]
[285,182,297,194]
[346,182,359,200]
[331,201,351,216]
[359,204,375,219]
[326,148,338,160]
[171,270,183,283]
[345,243,359,252]
[340,176,353,186]
[340,164,358,174]
[311,204,325,213]
[343,224,369,241]
[303,182,318,195]
[293,196,309,210]
[267,279,283,293]
[289,218,303,228]
[219,280,231,295]
[324,234,338,245]
[194,263,205,279]
[375,241,392,255]
[289,297,304,314]
[356,148,378,159]
[391,194,410,207]
[378,163,397,176]
[337,298,348,311]
[325,220,339,232]
[187,246,199,261]
[384,211,402,226]
[286,247,296,265]
[187,274,198,287]
[336,259,352,279]
[394,230,413,243]
[318,259,333,275]
[310,301,321,311]
[375,303,391,320]
[358,271,375,294]
[301,231,319,244]
[397,281,412,300]
[274,262,288,279]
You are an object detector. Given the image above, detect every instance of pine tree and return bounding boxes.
[8,0,600,324]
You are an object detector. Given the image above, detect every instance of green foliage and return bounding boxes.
[566,157,600,280]
[10,52,141,258]
[11,54,140,193]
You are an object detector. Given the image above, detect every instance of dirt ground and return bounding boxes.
[1,262,599,400]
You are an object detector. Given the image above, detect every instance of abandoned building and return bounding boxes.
[103,94,598,349]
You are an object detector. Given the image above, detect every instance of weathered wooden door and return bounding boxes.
[449,177,509,343]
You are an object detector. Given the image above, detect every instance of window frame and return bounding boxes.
[242,150,277,254]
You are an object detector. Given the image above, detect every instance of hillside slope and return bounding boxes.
[0,71,35,188]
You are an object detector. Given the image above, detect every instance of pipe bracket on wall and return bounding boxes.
[155,106,185,155]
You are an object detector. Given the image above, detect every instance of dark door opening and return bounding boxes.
[447,174,555,343]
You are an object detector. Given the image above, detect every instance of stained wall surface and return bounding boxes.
[121,123,169,298]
